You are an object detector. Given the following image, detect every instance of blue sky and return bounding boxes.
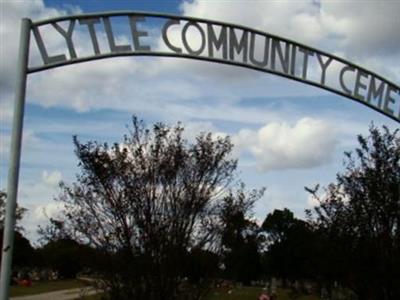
[1,0,399,242]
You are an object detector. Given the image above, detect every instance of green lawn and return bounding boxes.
[76,287,321,300]
[75,294,103,300]
[10,279,86,297]
[207,287,263,300]
[207,287,320,300]
[10,280,320,300]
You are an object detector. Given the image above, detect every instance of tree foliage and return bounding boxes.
[36,238,93,279]
[50,117,264,300]
[307,125,400,300]
[262,208,297,245]
[262,209,317,286]
[220,184,265,284]
[0,190,35,269]
[0,190,27,232]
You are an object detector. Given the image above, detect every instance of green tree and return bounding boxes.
[307,125,400,300]
[0,231,36,271]
[220,184,265,284]
[37,238,93,278]
[47,117,264,300]
[0,191,35,269]
[261,208,317,287]
[0,190,27,232]
[262,208,297,245]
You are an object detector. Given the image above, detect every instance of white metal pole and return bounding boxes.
[0,18,31,300]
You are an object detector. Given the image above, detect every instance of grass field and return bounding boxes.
[207,287,320,300]
[10,279,86,297]
[75,287,321,300]
[10,280,321,300]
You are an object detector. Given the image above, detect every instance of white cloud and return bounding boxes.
[1,0,398,123]
[233,117,338,171]
[42,170,62,187]
[181,120,227,142]
[18,170,63,204]
[0,0,80,130]
[307,193,321,208]
[1,0,329,120]
[32,202,65,223]
[320,1,400,56]
[21,202,65,242]
[180,0,400,81]
[181,1,323,45]
[15,168,64,240]
[306,184,350,208]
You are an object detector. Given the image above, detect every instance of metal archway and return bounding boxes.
[1,11,399,299]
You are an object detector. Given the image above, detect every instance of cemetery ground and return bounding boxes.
[75,286,322,300]
[10,279,88,297]
[10,280,321,300]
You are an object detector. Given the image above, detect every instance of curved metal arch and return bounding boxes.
[26,11,400,123]
[27,51,399,125]
[25,9,400,89]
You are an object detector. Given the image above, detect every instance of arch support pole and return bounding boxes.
[0,18,31,300]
